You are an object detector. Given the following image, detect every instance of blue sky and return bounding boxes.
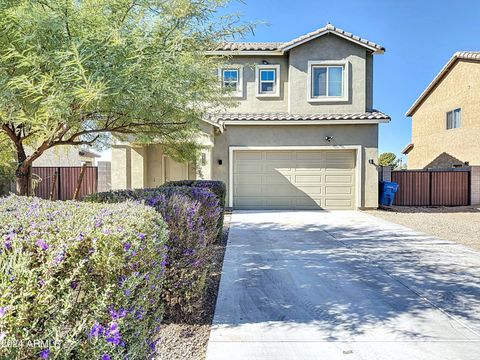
[222,0,480,161]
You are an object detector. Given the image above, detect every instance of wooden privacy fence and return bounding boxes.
[32,167,98,201]
[391,170,470,206]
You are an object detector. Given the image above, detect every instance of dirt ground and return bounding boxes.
[364,206,480,251]
[156,213,231,360]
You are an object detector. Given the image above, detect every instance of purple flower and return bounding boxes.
[38,279,46,286]
[123,242,131,251]
[70,281,78,290]
[102,354,111,360]
[88,322,103,338]
[0,307,7,318]
[118,275,127,287]
[3,231,14,250]
[77,233,84,241]
[109,307,127,320]
[105,322,122,346]
[39,349,49,359]
[35,239,49,251]
[137,233,145,241]
[135,307,144,320]
[124,289,131,296]
[53,250,65,265]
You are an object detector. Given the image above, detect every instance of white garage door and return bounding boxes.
[233,150,356,210]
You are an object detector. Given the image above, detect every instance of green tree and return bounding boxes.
[0,0,249,195]
[378,152,400,169]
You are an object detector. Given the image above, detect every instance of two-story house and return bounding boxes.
[111,24,390,210]
[404,51,480,169]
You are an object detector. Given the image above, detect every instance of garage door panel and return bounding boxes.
[265,198,295,208]
[235,151,263,160]
[265,151,294,160]
[234,185,263,197]
[295,151,323,161]
[295,175,322,184]
[233,150,356,210]
[296,185,322,195]
[263,185,304,197]
[265,174,292,185]
[235,163,263,173]
[234,174,263,185]
[264,163,293,173]
[325,175,354,184]
[294,162,324,171]
[325,186,354,195]
[325,198,354,209]
[234,197,264,209]
[295,198,322,209]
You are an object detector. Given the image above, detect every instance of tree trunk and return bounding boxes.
[16,166,32,196]
[15,143,32,196]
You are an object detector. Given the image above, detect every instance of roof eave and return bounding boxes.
[402,143,414,155]
[206,50,284,56]
[405,52,480,117]
[279,29,385,54]
[222,118,390,126]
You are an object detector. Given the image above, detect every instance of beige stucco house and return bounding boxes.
[404,51,480,169]
[31,145,100,167]
[112,24,390,210]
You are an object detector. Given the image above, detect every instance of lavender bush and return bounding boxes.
[0,195,168,359]
[84,187,222,319]
[162,180,226,239]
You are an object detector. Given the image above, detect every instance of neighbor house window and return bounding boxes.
[307,61,349,102]
[446,108,461,129]
[255,64,280,97]
[220,66,243,97]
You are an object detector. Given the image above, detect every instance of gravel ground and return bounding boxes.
[364,206,480,251]
[156,213,231,360]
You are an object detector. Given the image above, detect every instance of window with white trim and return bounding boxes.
[446,108,461,129]
[255,64,280,97]
[220,66,243,97]
[307,61,349,102]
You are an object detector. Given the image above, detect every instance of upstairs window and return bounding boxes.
[221,66,243,97]
[446,108,461,129]
[256,64,280,97]
[307,61,349,102]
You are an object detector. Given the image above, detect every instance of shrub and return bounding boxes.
[0,195,168,360]
[84,187,222,319]
[162,180,226,238]
[163,180,226,209]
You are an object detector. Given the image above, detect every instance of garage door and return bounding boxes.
[233,150,356,210]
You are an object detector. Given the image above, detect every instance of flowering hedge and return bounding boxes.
[0,195,168,360]
[162,180,226,209]
[162,180,226,239]
[84,186,222,319]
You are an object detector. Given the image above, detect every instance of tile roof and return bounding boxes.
[455,51,480,60]
[209,111,390,124]
[214,23,385,54]
[406,51,480,116]
[279,24,385,53]
[401,143,414,155]
[216,42,283,51]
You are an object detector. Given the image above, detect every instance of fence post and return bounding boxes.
[57,167,62,200]
[428,171,433,206]
[471,166,480,205]
[73,164,87,200]
[49,170,58,201]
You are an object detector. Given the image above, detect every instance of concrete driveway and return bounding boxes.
[205,211,480,360]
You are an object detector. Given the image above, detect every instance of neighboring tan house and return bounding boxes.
[404,51,480,169]
[112,23,390,210]
[31,145,100,167]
